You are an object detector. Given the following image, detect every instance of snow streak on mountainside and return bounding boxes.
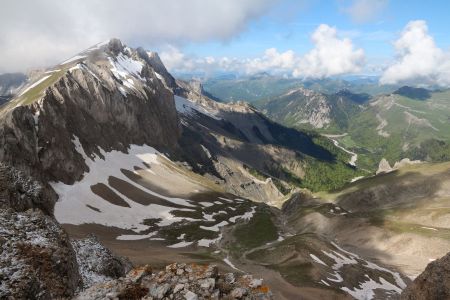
[52,137,257,248]
[174,95,221,121]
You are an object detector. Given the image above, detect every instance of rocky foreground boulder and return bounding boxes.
[72,235,132,289]
[0,162,55,214]
[401,252,450,300]
[76,263,273,300]
[0,163,130,299]
[0,208,80,299]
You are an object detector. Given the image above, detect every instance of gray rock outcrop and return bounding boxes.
[72,235,133,289]
[0,162,54,214]
[0,209,80,299]
[401,252,450,300]
[76,263,273,300]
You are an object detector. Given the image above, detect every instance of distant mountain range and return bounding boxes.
[214,79,450,171]
[202,73,400,102]
[0,72,27,104]
[256,87,370,132]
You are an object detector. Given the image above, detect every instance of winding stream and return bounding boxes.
[323,133,358,167]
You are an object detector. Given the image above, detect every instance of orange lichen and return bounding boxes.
[257,285,271,293]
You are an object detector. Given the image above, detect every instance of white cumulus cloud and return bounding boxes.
[293,24,365,78]
[161,24,365,79]
[159,46,241,76]
[380,20,450,86]
[243,48,297,74]
[0,0,276,73]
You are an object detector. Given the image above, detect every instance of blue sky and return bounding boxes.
[2,0,450,85]
[148,0,450,84]
[181,0,450,66]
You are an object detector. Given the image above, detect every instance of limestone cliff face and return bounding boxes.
[0,39,181,190]
[261,87,332,129]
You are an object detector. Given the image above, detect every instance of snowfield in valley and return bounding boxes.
[52,136,257,249]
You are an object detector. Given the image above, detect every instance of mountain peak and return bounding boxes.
[4,39,181,112]
[107,38,124,55]
[334,89,371,104]
[393,85,431,100]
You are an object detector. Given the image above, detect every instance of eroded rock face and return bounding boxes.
[72,235,133,289]
[401,252,450,300]
[76,263,273,300]
[0,39,181,191]
[0,209,80,299]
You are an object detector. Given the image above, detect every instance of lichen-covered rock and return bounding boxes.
[0,162,55,214]
[401,252,450,300]
[76,263,273,300]
[72,235,133,289]
[0,209,80,299]
[74,279,149,300]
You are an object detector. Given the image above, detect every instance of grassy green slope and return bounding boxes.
[341,90,450,170]
[255,87,450,172]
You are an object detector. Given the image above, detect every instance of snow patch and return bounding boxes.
[223,256,242,272]
[310,254,328,266]
[119,86,127,97]
[421,226,438,231]
[167,241,194,248]
[200,221,228,232]
[174,95,221,120]
[351,176,365,183]
[229,206,256,223]
[341,276,402,300]
[109,53,144,80]
[116,232,157,240]
[198,233,222,247]
[52,139,197,233]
